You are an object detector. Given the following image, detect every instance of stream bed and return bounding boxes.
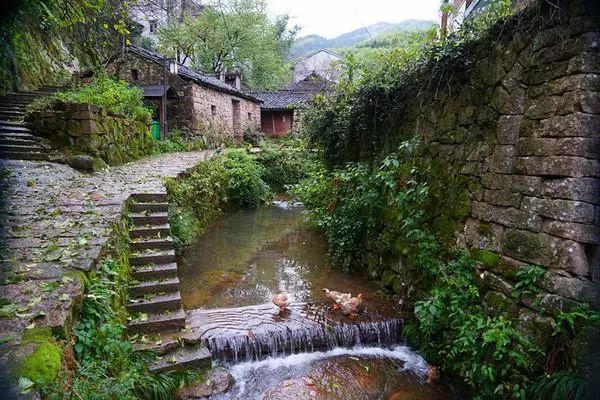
[178,204,461,399]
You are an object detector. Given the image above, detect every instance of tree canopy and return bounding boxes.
[156,0,298,90]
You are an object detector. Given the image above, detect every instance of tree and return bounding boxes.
[157,0,298,89]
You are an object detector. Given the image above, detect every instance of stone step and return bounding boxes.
[0,144,43,152]
[130,237,174,252]
[128,277,180,296]
[130,211,169,226]
[129,202,169,213]
[131,193,168,203]
[0,130,36,138]
[129,224,171,239]
[127,292,182,314]
[129,249,176,266]
[0,134,36,142]
[150,345,212,373]
[0,124,31,132]
[0,106,26,113]
[0,151,48,160]
[0,138,38,146]
[127,308,186,334]
[131,329,201,356]
[131,263,178,281]
[0,120,26,128]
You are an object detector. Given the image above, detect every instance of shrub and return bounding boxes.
[152,129,206,154]
[292,140,459,275]
[408,254,544,399]
[29,75,152,122]
[255,139,320,190]
[166,149,272,247]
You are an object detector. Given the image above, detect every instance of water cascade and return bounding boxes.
[188,300,403,362]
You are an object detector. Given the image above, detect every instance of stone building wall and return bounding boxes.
[407,0,600,318]
[185,84,261,142]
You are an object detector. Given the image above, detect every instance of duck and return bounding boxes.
[272,293,290,311]
[340,293,364,319]
[426,365,440,384]
[322,288,352,310]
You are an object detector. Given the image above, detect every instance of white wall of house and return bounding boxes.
[293,50,341,83]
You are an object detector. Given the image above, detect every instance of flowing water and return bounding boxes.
[178,204,461,399]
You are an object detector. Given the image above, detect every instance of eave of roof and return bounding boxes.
[125,46,262,103]
[250,90,314,110]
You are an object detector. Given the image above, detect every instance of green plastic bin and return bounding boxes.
[151,120,161,140]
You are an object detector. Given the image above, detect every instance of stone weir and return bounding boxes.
[187,299,403,363]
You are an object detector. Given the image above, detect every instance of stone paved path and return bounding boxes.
[0,151,213,371]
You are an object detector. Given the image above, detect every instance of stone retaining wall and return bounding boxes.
[410,0,600,317]
[26,101,153,165]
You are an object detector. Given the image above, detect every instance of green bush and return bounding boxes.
[152,129,207,154]
[166,149,272,247]
[292,140,459,274]
[29,75,152,122]
[407,254,544,399]
[222,149,272,208]
[255,140,320,190]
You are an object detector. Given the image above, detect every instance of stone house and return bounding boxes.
[252,73,333,137]
[106,45,262,142]
[292,49,342,84]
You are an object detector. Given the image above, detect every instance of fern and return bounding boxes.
[135,370,198,400]
[529,372,588,400]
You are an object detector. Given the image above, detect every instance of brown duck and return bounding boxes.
[340,293,364,319]
[322,288,351,310]
[272,293,290,311]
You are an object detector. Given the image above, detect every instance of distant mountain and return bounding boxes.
[290,20,436,58]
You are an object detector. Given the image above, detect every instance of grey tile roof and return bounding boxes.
[250,91,314,110]
[126,46,262,103]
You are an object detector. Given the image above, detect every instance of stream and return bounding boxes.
[178,203,462,399]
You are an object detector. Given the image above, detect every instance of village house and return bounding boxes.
[292,49,342,84]
[252,73,333,137]
[251,49,341,138]
[106,45,262,142]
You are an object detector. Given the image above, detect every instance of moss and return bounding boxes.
[21,327,53,345]
[18,341,62,386]
[381,270,396,289]
[472,248,501,268]
[476,222,493,236]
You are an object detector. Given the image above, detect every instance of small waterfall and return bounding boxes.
[187,300,403,362]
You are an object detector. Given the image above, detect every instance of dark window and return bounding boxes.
[149,20,158,33]
[131,69,139,82]
[248,112,252,121]
[211,105,217,116]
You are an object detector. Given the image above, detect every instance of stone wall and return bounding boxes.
[184,84,261,142]
[26,101,153,166]
[407,0,600,316]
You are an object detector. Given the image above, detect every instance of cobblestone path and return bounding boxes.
[0,151,213,374]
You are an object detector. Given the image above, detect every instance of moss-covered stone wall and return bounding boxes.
[388,0,600,315]
[26,101,153,166]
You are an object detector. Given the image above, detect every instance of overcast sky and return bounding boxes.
[267,0,441,39]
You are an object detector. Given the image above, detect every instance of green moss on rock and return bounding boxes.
[472,248,501,268]
[18,340,62,386]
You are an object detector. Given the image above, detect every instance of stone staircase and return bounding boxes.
[0,86,61,161]
[126,193,211,373]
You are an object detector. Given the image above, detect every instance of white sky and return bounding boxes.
[267,0,442,39]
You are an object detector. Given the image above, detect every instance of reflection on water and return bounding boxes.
[178,206,379,309]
